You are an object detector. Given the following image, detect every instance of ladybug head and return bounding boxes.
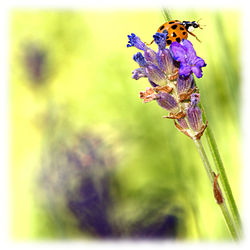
[194,19,205,29]
[192,21,199,28]
[182,20,203,32]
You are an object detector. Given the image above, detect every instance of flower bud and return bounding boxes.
[133,52,147,67]
[156,91,178,111]
[153,32,175,75]
[187,106,203,132]
[132,68,147,80]
[144,48,158,65]
[127,33,147,50]
[146,64,166,86]
[187,93,203,132]
[177,75,194,95]
[177,118,189,129]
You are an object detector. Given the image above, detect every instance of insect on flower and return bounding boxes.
[148,19,203,46]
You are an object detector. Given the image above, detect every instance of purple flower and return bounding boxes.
[151,32,175,75]
[153,32,168,50]
[133,52,166,86]
[127,33,158,64]
[133,52,147,67]
[169,40,206,78]
[127,33,147,50]
[132,68,147,80]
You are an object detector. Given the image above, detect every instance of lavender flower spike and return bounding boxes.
[169,39,206,78]
[187,93,203,132]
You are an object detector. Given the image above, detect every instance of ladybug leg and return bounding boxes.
[145,39,154,46]
[188,31,201,43]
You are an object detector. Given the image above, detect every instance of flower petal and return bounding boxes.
[179,63,192,77]
[169,42,187,63]
[182,39,197,61]
[193,56,206,68]
[132,68,147,80]
[191,66,203,78]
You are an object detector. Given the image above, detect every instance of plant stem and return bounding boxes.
[200,105,241,234]
[205,126,241,231]
[193,139,239,240]
[219,202,239,240]
[193,139,214,183]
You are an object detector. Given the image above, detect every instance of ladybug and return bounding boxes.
[150,20,202,46]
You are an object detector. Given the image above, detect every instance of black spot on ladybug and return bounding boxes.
[166,36,169,39]
[166,40,172,45]
[176,37,181,43]
[171,24,177,30]
[180,27,185,30]
[182,32,186,35]
[159,25,165,30]
[169,21,175,24]
[172,32,177,37]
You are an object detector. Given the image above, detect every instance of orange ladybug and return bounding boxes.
[150,20,202,46]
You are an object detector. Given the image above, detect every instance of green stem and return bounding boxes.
[193,139,214,183]
[219,202,239,240]
[201,105,241,233]
[193,139,239,240]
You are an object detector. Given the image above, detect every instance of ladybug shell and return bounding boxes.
[157,20,188,46]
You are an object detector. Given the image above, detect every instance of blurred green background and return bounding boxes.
[10,9,241,240]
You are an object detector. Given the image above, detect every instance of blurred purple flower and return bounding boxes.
[23,43,48,83]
